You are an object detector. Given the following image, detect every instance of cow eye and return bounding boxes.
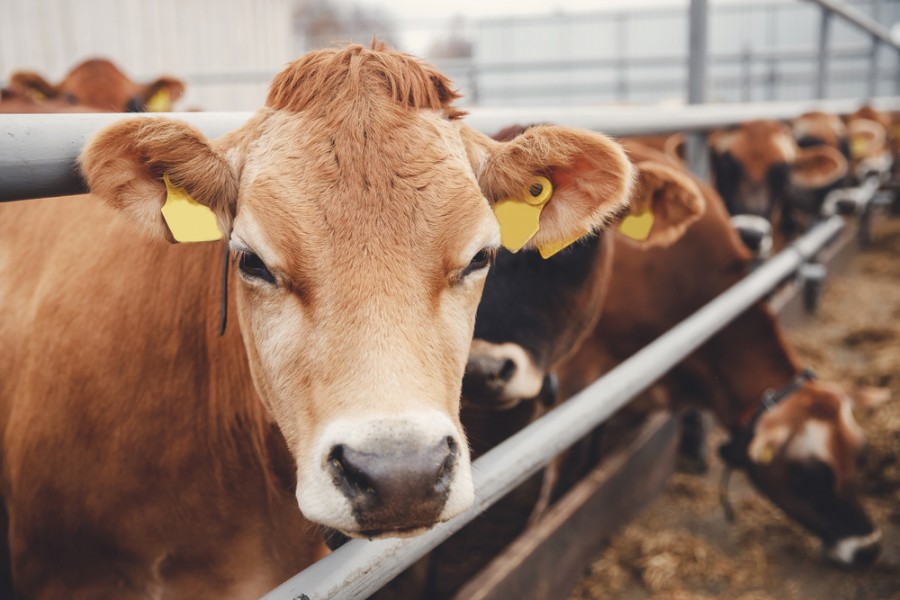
[461,248,495,279]
[238,251,276,284]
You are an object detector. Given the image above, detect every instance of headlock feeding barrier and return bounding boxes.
[1,1,899,598]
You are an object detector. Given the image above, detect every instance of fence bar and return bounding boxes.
[5,99,900,203]
[685,0,709,179]
[804,0,900,50]
[816,7,832,99]
[262,215,845,600]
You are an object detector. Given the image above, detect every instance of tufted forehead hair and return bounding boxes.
[266,42,465,120]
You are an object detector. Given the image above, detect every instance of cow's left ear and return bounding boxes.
[791,145,847,190]
[80,118,237,242]
[138,76,187,112]
[621,160,706,248]
[8,71,58,102]
[462,124,635,255]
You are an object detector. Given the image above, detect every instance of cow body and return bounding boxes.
[0,198,320,598]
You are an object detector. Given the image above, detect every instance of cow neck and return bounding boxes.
[701,303,800,430]
[202,242,285,495]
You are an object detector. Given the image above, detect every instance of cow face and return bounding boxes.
[742,383,881,565]
[80,46,636,538]
[712,120,847,238]
[9,59,184,112]
[464,146,705,410]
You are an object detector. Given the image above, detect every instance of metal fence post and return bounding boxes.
[816,7,832,99]
[685,0,709,180]
[868,0,882,97]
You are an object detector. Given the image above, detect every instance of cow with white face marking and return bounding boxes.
[0,46,639,597]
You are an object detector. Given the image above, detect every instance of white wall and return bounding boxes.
[0,0,294,110]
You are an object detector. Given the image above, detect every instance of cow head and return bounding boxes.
[847,117,892,181]
[722,382,882,566]
[80,46,636,538]
[792,111,849,158]
[464,127,705,410]
[10,58,184,112]
[711,120,847,239]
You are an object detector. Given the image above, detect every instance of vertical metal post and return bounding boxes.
[741,45,752,102]
[815,8,832,99]
[616,12,628,102]
[686,0,709,180]
[868,0,882,97]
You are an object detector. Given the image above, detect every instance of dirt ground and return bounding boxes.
[570,214,900,600]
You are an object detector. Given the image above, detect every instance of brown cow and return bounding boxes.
[0,45,637,598]
[846,106,893,182]
[5,58,184,112]
[558,141,881,566]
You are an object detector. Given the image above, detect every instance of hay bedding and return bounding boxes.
[571,216,900,600]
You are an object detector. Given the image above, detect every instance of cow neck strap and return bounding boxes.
[737,367,816,431]
[719,367,816,523]
[219,244,230,336]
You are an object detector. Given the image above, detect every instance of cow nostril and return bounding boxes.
[498,358,517,382]
[436,436,459,488]
[328,444,375,499]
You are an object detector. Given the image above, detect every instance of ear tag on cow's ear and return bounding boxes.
[850,136,871,160]
[160,174,223,243]
[538,227,590,259]
[619,206,655,241]
[26,88,46,102]
[146,87,171,112]
[493,176,553,253]
[758,444,774,465]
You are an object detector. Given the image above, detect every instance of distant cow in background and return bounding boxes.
[3,58,184,112]
[710,119,847,244]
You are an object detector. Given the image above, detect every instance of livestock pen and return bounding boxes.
[1,0,899,599]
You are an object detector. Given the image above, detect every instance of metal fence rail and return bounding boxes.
[263,215,847,600]
[3,97,900,202]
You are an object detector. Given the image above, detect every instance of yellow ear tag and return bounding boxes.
[146,87,171,112]
[619,208,655,241]
[538,227,590,259]
[759,444,774,465]
[26,88,46,102]
[493,176,553,253]
[850,136,870,160]
[160,175,223,243]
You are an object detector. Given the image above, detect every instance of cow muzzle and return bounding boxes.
[296,414,473,537]
[462,340,544,409]
[826,529,882,566]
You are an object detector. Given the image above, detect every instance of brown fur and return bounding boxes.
[792,110,846,149]
[711,120,795,183]
[7,58,184,112]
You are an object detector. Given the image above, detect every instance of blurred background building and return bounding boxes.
[1,0,898,110]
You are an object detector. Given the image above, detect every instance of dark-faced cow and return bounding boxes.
[0,45,639,598]
[558,141,881,567]
[5,58,185,112]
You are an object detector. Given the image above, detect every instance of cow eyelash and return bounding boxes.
[236,249,277,285]
[459,247,496,280]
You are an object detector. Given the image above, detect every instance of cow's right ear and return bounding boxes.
[461,123,635,255]
[80,118,238,243]
[9,71,58,102]
[619,160,706,248]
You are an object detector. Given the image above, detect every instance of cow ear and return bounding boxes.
[9,71,58,102]
[139,76,187,112]
[619,161,706,248]
[463,124,635,255]
[791,145,847,190]
[80,118,238,243]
